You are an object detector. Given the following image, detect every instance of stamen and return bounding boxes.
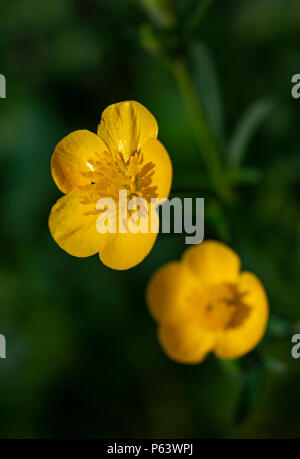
[81,150,158,204]
[187,283,251,331]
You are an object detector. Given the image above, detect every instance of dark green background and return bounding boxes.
[0,0,299,438]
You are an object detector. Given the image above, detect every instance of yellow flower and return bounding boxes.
[147,240,269,364]
[49,101,172,270]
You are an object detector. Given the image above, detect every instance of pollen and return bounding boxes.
[82,150,158,203]
[187,283,251,331]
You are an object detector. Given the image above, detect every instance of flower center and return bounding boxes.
[83,150,158,203]
[188,283,250,331]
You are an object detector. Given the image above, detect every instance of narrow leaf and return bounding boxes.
[228,98,273,167]
[234,365,264,424]
[188,42,224,147]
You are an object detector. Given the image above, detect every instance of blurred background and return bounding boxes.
[0,0,299,438]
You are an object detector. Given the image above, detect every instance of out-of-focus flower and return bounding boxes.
[147,240,269,363]
[49,101,172,270]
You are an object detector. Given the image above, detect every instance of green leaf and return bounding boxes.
[228,98,273,167]
[188,42,224,147]
[234,354,264,424]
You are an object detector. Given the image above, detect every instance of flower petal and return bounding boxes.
[214,272,269,359]
[99,200,160,270]
[182,240,241,286]
[51,130,108,194]
[147,261,199,326]
[158,323,215,364]
[49,193,103,257]
[97,101,158,161]
[140,138,172,199]
[100,231,158,270]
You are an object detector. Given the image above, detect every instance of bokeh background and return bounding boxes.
[0,0,300,438]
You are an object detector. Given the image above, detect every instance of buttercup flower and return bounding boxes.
[147,240,269,363]
[49,101,172,270]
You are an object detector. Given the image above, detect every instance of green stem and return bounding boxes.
[171,58,224,193]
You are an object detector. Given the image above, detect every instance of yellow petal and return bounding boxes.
[100,230,158,270]
[158,323,215,364]
[182,240,241,286]
[97,101,158,162]
[140,138,172,199]
[49,193,102,257]
[146,261,199,326]
[51,130,108,194]
[214,271,269,359]
[99,199,160,270]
